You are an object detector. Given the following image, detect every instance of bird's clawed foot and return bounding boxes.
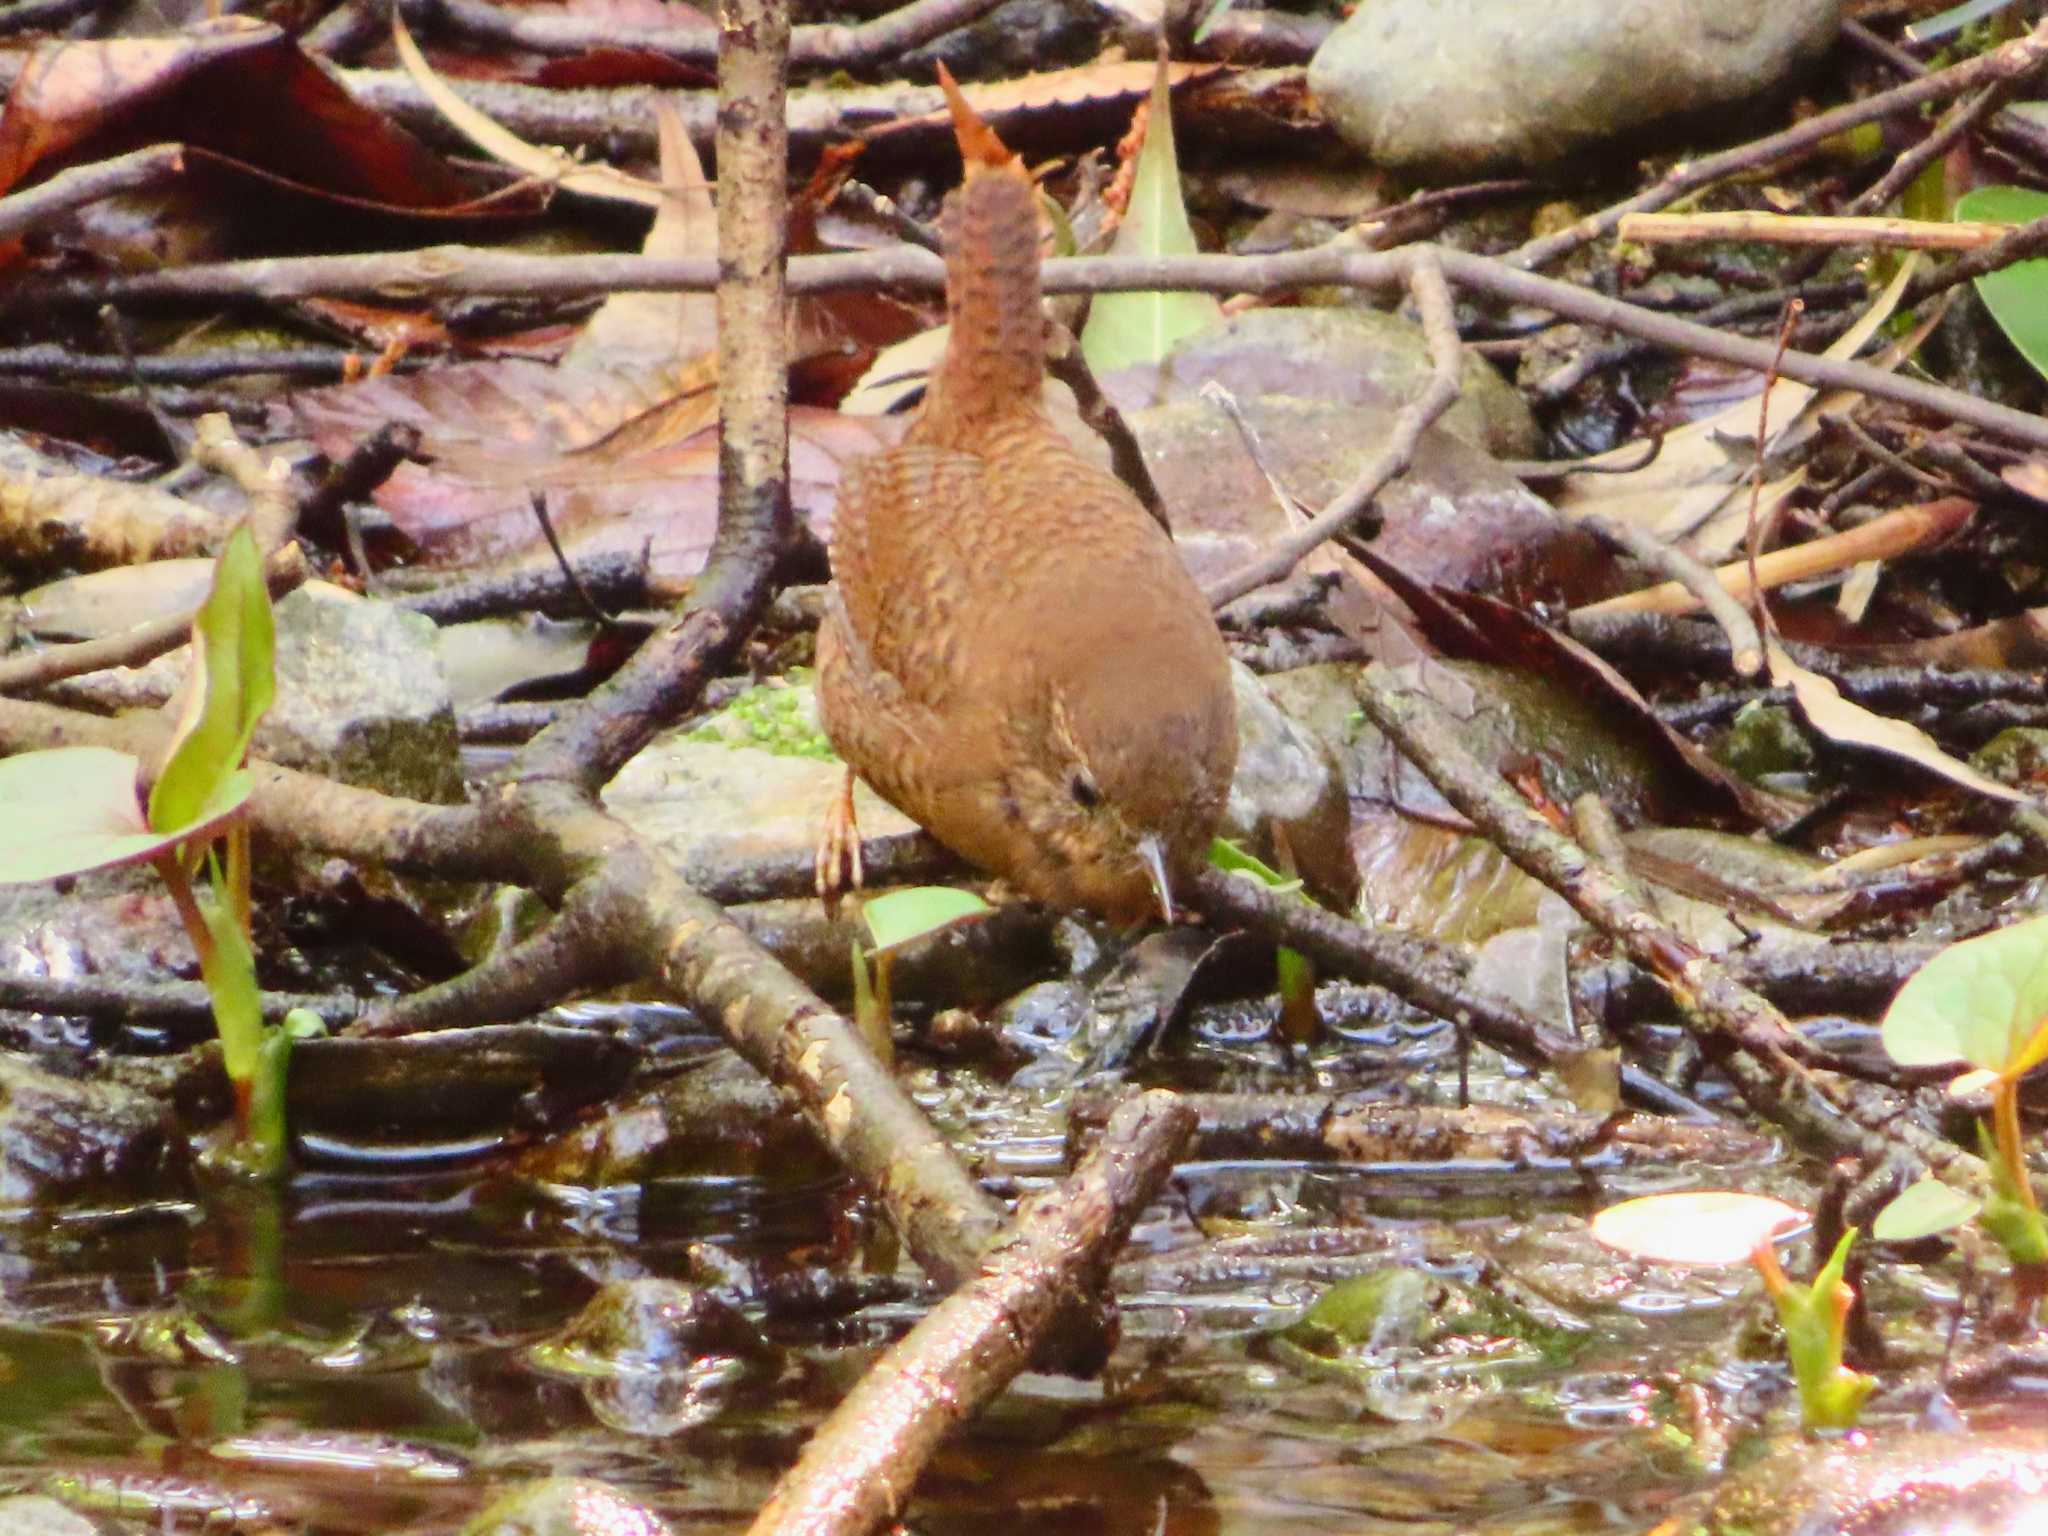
[815,764,865,920]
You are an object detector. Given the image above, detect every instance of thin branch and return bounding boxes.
[0,544,308,694]
[1576,513,1764,676]
[0,145,184,241]
[428,0,1005,68]
[1508,15,2048,270]
[1569,497,1974,621]
[1190,868,1713,1120]
[510,0,792,792]
[1202,251,1462,605]
[1619,211,2014,249]
[30,238,2048,452]
[191,413,299,555]
[1347,661,1996,1194]
[747,1091,1193,1536]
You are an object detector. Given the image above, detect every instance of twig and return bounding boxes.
[97,304,184,461]
[352,876,629,1036]
[0,544,308,693]
[1202,251,1461,605]
[1902,209,2048,306]
[1570,497,1974,621]
[395,549,655,625]
[1509,15,2048,270]
[1576,513,1763,676]
[428,0,1006,68]
[191,413,298,554]
[1043,319,1172,531]
[1823,411,1958,496]
[300,421,421,548]
[0,0,99,34]
[1845,15,2048,169]
[0,969,355,1029]
[1852,75,2021,219]
[0,343,415,384]
[0,145,184,240]
[527,492,617,628]
[510,0,793,793]
[1619,211,2016,249]
[31,239,2048,452]
[746,1091,1193,1536]
[1347,661,1995,1191]
[1190,868,1713,1119]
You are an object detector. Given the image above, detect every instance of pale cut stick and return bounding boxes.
[1619,212,2012,249]
[1571,496,1975,620]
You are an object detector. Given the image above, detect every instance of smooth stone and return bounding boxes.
[1152,306,1537,459]
[0,1497,98,1536]
[0,1053,185,1206]
[1309,0,1842,180]
[462,1480,673,1536]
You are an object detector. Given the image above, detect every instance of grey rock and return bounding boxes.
[1130,393,1590,606]
[1309,0,1842,180]
[0,1496,100,1536]
[604,681,918,879]
[0,1053,186,1206]
[463,1480,673,1536]
[258,585,462,804]
[32,580,462,804]
[1154,306,1537,458]
[1223,663,1360,909]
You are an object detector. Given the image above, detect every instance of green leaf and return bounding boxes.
[1872,1177,1980,1242]
[1880,911,2048,1072]
[1189,0,1236,45]
[1078,55,1223,373]
[1208,837,1303,895]
[0,746,203,884]
[861,886,993,955]
[150,525,275,838]
[1954,186,2048,383]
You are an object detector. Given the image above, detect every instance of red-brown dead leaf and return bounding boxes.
[282,357,900,578]
[0,20,510,220]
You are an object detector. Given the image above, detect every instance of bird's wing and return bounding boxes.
[829,442,991,713]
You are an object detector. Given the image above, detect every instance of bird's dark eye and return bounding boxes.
[1069,773,1100,808]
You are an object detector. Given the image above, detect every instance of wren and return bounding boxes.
[816,66,1236,926]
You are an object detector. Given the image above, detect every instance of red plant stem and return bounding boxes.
[153,851,216,975]
[1997,1081,2040,1215]
[1750,1239,1791,1301]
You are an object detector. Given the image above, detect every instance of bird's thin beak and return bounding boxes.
[1138,833,1175,925]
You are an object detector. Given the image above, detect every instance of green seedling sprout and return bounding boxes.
[1590,1192,1875,1431]
[850,886,994,1066]
[0,525,304,1176]
[1879,910,2048,1308]
[1210,837,1319,1044]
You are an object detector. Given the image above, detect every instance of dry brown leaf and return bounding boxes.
[1766,638,2033,806]
[392,12,663,206]
[1555,259,1918,554]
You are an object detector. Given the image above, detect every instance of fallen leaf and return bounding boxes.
[1767,637,2034,805]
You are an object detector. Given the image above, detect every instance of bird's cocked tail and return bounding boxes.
[923,63,1045,433]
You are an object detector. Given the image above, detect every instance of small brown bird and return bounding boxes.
[816,66,1237,926]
